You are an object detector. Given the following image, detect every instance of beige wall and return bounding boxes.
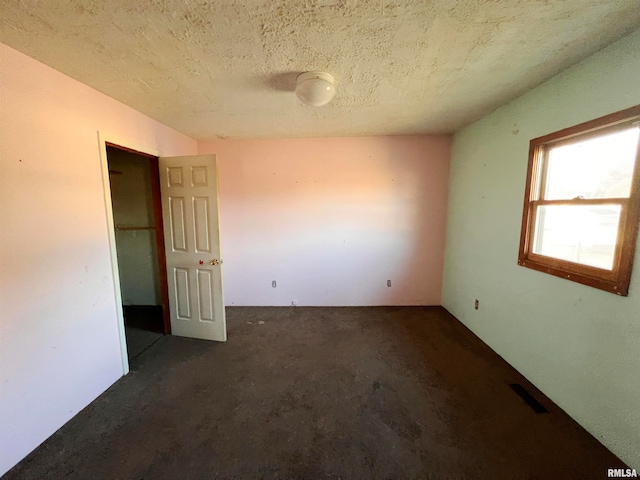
[442,29,640,468]
[199,135,451,306]
[0,43,197,475]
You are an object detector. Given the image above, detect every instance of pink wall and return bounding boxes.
[0,42,450,475]
[0,43,197,475]
[199,136,451,306]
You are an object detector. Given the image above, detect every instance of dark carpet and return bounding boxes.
[4,307,625,479]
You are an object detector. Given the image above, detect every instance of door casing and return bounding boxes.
[98,132,166,374]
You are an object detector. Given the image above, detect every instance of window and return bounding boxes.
[518,105,640,296]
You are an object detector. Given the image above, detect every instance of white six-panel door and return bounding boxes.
[159,155,226,341]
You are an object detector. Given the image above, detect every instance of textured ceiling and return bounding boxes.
[1,1,639,140]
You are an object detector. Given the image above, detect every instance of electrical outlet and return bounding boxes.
[387,280,392,287]
[272,280,277,288]
[474,299,479,310]
[292,299,298,306]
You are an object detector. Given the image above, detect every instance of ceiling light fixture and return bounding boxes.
[295,71,336,107]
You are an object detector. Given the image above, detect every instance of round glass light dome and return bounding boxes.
[295,71,336,107]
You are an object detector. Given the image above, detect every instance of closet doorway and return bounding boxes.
[106,143,170,360]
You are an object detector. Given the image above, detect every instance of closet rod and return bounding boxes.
[115,226,156,231]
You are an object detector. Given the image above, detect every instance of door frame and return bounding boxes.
[98,132,170,374]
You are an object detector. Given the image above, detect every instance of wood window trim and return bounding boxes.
[518,105,640,296]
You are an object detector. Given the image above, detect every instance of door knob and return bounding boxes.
[210,259,219,266]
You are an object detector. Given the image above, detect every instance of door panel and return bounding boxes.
[169,197,187,252]
[197,269,214,322]
[193,197,211,253]
[159,155,226,341]
[174,267,191,320]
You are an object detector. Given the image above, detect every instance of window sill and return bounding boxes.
[517,257,629,296]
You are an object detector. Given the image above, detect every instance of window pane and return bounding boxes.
[533,204,621,270]
[544,126,639,200]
